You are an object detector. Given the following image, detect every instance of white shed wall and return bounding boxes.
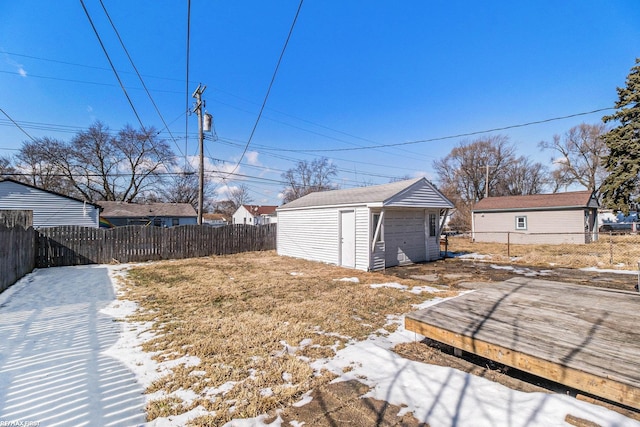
[386,184,453,208]
[0,181,99,228]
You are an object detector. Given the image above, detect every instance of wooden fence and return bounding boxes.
[35,224,277,268]
[0,224,36,293]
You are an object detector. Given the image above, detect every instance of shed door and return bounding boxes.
[340,210,356,268]
[385,210,426,267]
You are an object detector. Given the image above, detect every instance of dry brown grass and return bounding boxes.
[447,234,640,269]
[123,251,453,426]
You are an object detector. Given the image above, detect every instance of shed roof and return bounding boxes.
[278,177,453,210]
[242,205,278,216]
[98,201,197,217]
[473,191,597,212]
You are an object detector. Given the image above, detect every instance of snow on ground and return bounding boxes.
[0,265,639,427]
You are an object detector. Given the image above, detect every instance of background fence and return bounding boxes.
[444,231,640,269]
[35,224,277,268]
[0,224,36,293]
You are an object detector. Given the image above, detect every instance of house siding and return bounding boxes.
[473,209,588,244]
[0,181,99,228]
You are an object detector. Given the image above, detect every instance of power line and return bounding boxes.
[0,108,36,142]
[276,108,616,152]
[97,0,184,158]
[79,0,146,131]
[184,0,192,171]
[227,0,304,176]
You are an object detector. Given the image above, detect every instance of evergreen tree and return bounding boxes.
[600,58,640,213]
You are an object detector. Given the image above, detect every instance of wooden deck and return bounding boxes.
[405,277,640,410]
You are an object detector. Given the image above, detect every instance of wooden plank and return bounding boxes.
[405,317,640,410]
[405,278,640,410]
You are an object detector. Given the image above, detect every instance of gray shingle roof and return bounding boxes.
[473,191,596,211]
[278,178,441,209]
[98,201,197,217]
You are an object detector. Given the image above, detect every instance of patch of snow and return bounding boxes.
[580,266,639,275]
[370,282,407,290]
[292,391,313,407]
[457,253,490,260]
[334,277,360,282]
[410,286,443,294]
[289,272,304,276]
[145,405,211,427]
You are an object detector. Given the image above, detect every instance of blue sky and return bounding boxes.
[1,1,639,204]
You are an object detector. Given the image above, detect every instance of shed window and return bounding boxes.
[429,213,437,237]
[515,216,527,230]
[372,213,383,242]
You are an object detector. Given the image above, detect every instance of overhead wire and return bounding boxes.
[225,0,305,177]
[277,108,616,152]
[79,0,147,131]
[97,0,185,159]
[0,108,36,142]
[184,0,192,171]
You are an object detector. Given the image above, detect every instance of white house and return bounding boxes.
[232,205,278,225]
[472,191,599,244]
[277,178,454,271]
[0,178,101,228]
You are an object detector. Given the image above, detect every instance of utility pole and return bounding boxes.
[192,84,206,225]
[485,164,490,199]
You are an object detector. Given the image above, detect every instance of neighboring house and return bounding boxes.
[98,201,197,227]
[232,205,278,225]
[472,190,599,244]
[0,178,101,228]
[202,213,229,227]
[277,177,454,271]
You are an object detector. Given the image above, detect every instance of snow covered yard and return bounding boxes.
[0,259,638,427]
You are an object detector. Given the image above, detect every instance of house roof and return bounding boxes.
[278,177,453,210]
[202,213,229,221]
[0,178,102,209]
[242,205,278,216]
[98,201,197,218]
[473,191,597,212]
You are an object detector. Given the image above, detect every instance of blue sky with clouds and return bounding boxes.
[1,1,639,204]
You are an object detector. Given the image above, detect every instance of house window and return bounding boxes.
[153,218,162,227]
[515,216,527,230]
[172,218,179,226]
[372,213,383,242]
[429,213,437,237]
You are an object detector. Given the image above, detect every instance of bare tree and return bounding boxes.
[156,172,214,210]
[281,157,338,203]
[496,156,548,196]
[434,135,548,230]
[538,123,608,194]
[0,156,17,179]
[228,184,253,211]
[15,138,72,193]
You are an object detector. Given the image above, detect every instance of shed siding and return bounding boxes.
[427,209,441,260]
[277,207,340,265]
[474,209,587,244]
[386,185,453,208]
[0,181,99,228]
[354,207,370,270]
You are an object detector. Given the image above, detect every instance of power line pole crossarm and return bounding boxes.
[192,84,206,225]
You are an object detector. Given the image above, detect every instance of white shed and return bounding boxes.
[277,178,454,271]
[0,178,101,228]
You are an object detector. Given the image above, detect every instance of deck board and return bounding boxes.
[405,277,640,410]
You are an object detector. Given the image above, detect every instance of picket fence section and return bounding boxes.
[36,224,277,268]
[0,224,36,293]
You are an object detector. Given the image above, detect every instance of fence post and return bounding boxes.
[609,231,613,265]
[507,232,510,258]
